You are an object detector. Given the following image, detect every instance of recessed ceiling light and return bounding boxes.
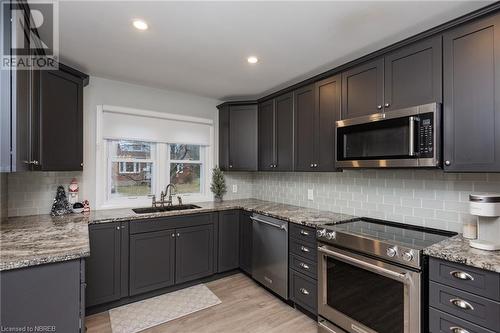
[133,19,148,31]
[247,56,259,64]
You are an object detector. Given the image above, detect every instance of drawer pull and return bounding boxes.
[299,288,310,295]
[450,327,470,333]
[300,246,310,253]
[450,298,474,311]
[299,262,310,270]
[450,271,474,281]
[300,230,310,236]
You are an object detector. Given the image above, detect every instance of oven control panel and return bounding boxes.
[418,112,434,158]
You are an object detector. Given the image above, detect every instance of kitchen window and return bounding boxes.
[104,140,208,207]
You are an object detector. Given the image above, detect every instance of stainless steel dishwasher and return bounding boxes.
[251,213,288,299]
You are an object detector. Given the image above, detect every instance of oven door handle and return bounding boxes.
[318,246,409,282]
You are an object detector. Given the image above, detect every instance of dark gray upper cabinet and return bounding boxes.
[314,75,341,171]
[8,65,87,172]
[443,14,500,172]
[218,105,230,170]
[341,58,384,119]
[239,211,253,275]
[129,229,176,296]
[176,224,214,284]
[384,36,442,111]
[258,93,294,171]
[275,93,294,171]
[294,84,316,171]
[294,77,340,172]
[217,210,240,272]
[258,99,275,171]
[218,103,258,171]
[36,69,84,171]
[86,222,122,307]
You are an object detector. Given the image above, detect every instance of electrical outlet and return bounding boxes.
[232,184,238,193]
[307,189,314,201]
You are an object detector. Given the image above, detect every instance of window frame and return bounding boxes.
[95,105,215,210]
[167,144,205,196]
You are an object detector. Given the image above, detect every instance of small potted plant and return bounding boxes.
[210,166,227,202]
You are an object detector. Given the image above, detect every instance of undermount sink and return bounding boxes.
[132,204,201,214]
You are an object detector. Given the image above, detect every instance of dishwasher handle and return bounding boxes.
[250,216,287,231]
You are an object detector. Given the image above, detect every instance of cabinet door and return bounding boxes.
[258,99,275,171]
[294,84,315,171]
[443,14,500,172]
[217,210,240,272]
[275,92,294,171]
[38,69,83,171]
[176,224,214,284]
[218,105,230,171]
[12,68,31,172]
[341,58,384,119]
[229,104,258,170]
[239,211,253,275]
[86,223,121,307]
[384,36,442,110]
[315,75,341,171]
[129,229,175,296]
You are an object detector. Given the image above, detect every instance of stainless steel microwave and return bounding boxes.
[335,103,441,168]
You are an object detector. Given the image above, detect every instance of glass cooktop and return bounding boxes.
[325,218,457,250]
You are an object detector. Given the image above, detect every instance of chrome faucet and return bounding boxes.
[161,183,176,206]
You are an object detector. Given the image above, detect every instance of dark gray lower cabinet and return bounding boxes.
[129,229,176,296]
[218,210,240,272]
[0,259,84,332]
[175,224,214,284]
[86,222,126,307]
[239,211,253,275]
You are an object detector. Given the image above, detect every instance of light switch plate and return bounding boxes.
[232,184,238,193]
[307,189,314,201]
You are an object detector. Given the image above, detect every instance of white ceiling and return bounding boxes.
[59,1,493,100]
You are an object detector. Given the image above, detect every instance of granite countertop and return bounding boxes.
[424,235,500,273]
[0,199,355,271]
[0,214,90,271]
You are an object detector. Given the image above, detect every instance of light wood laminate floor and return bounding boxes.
[86,273,317,333]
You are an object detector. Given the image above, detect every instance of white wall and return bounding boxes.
[83,77,220,208]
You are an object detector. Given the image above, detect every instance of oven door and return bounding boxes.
[318,244,421,333]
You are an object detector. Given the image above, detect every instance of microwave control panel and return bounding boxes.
[418,113,434,158]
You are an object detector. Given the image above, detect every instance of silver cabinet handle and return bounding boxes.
[310,163,314,168]
[377,105,382,110]
[299,288,309,295]
[445,160,451,166]
[116,226,120,230]
[299,262,310,270]
[171,233,175,237]
[450,271,474,281]
[300,230,310,236]
[176,233,180,237]
[384,103,390,108]
[300,246,310,253]
[450,298,474,311]
[450,327,470,333]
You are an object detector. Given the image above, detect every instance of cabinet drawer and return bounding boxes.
[290,224,316,245]
[289,254,317,280]
[429,307,495,333]
[129,213,213,234]
[429,258,500,301]
[290,238,317,262]
[289,269,317,314]
[429,281,500,332]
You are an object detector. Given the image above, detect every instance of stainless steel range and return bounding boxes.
[316,218,457,333]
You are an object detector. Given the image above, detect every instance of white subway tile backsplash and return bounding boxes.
[226,169,499,232]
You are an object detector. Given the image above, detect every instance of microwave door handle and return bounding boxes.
[408,116,418,157]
